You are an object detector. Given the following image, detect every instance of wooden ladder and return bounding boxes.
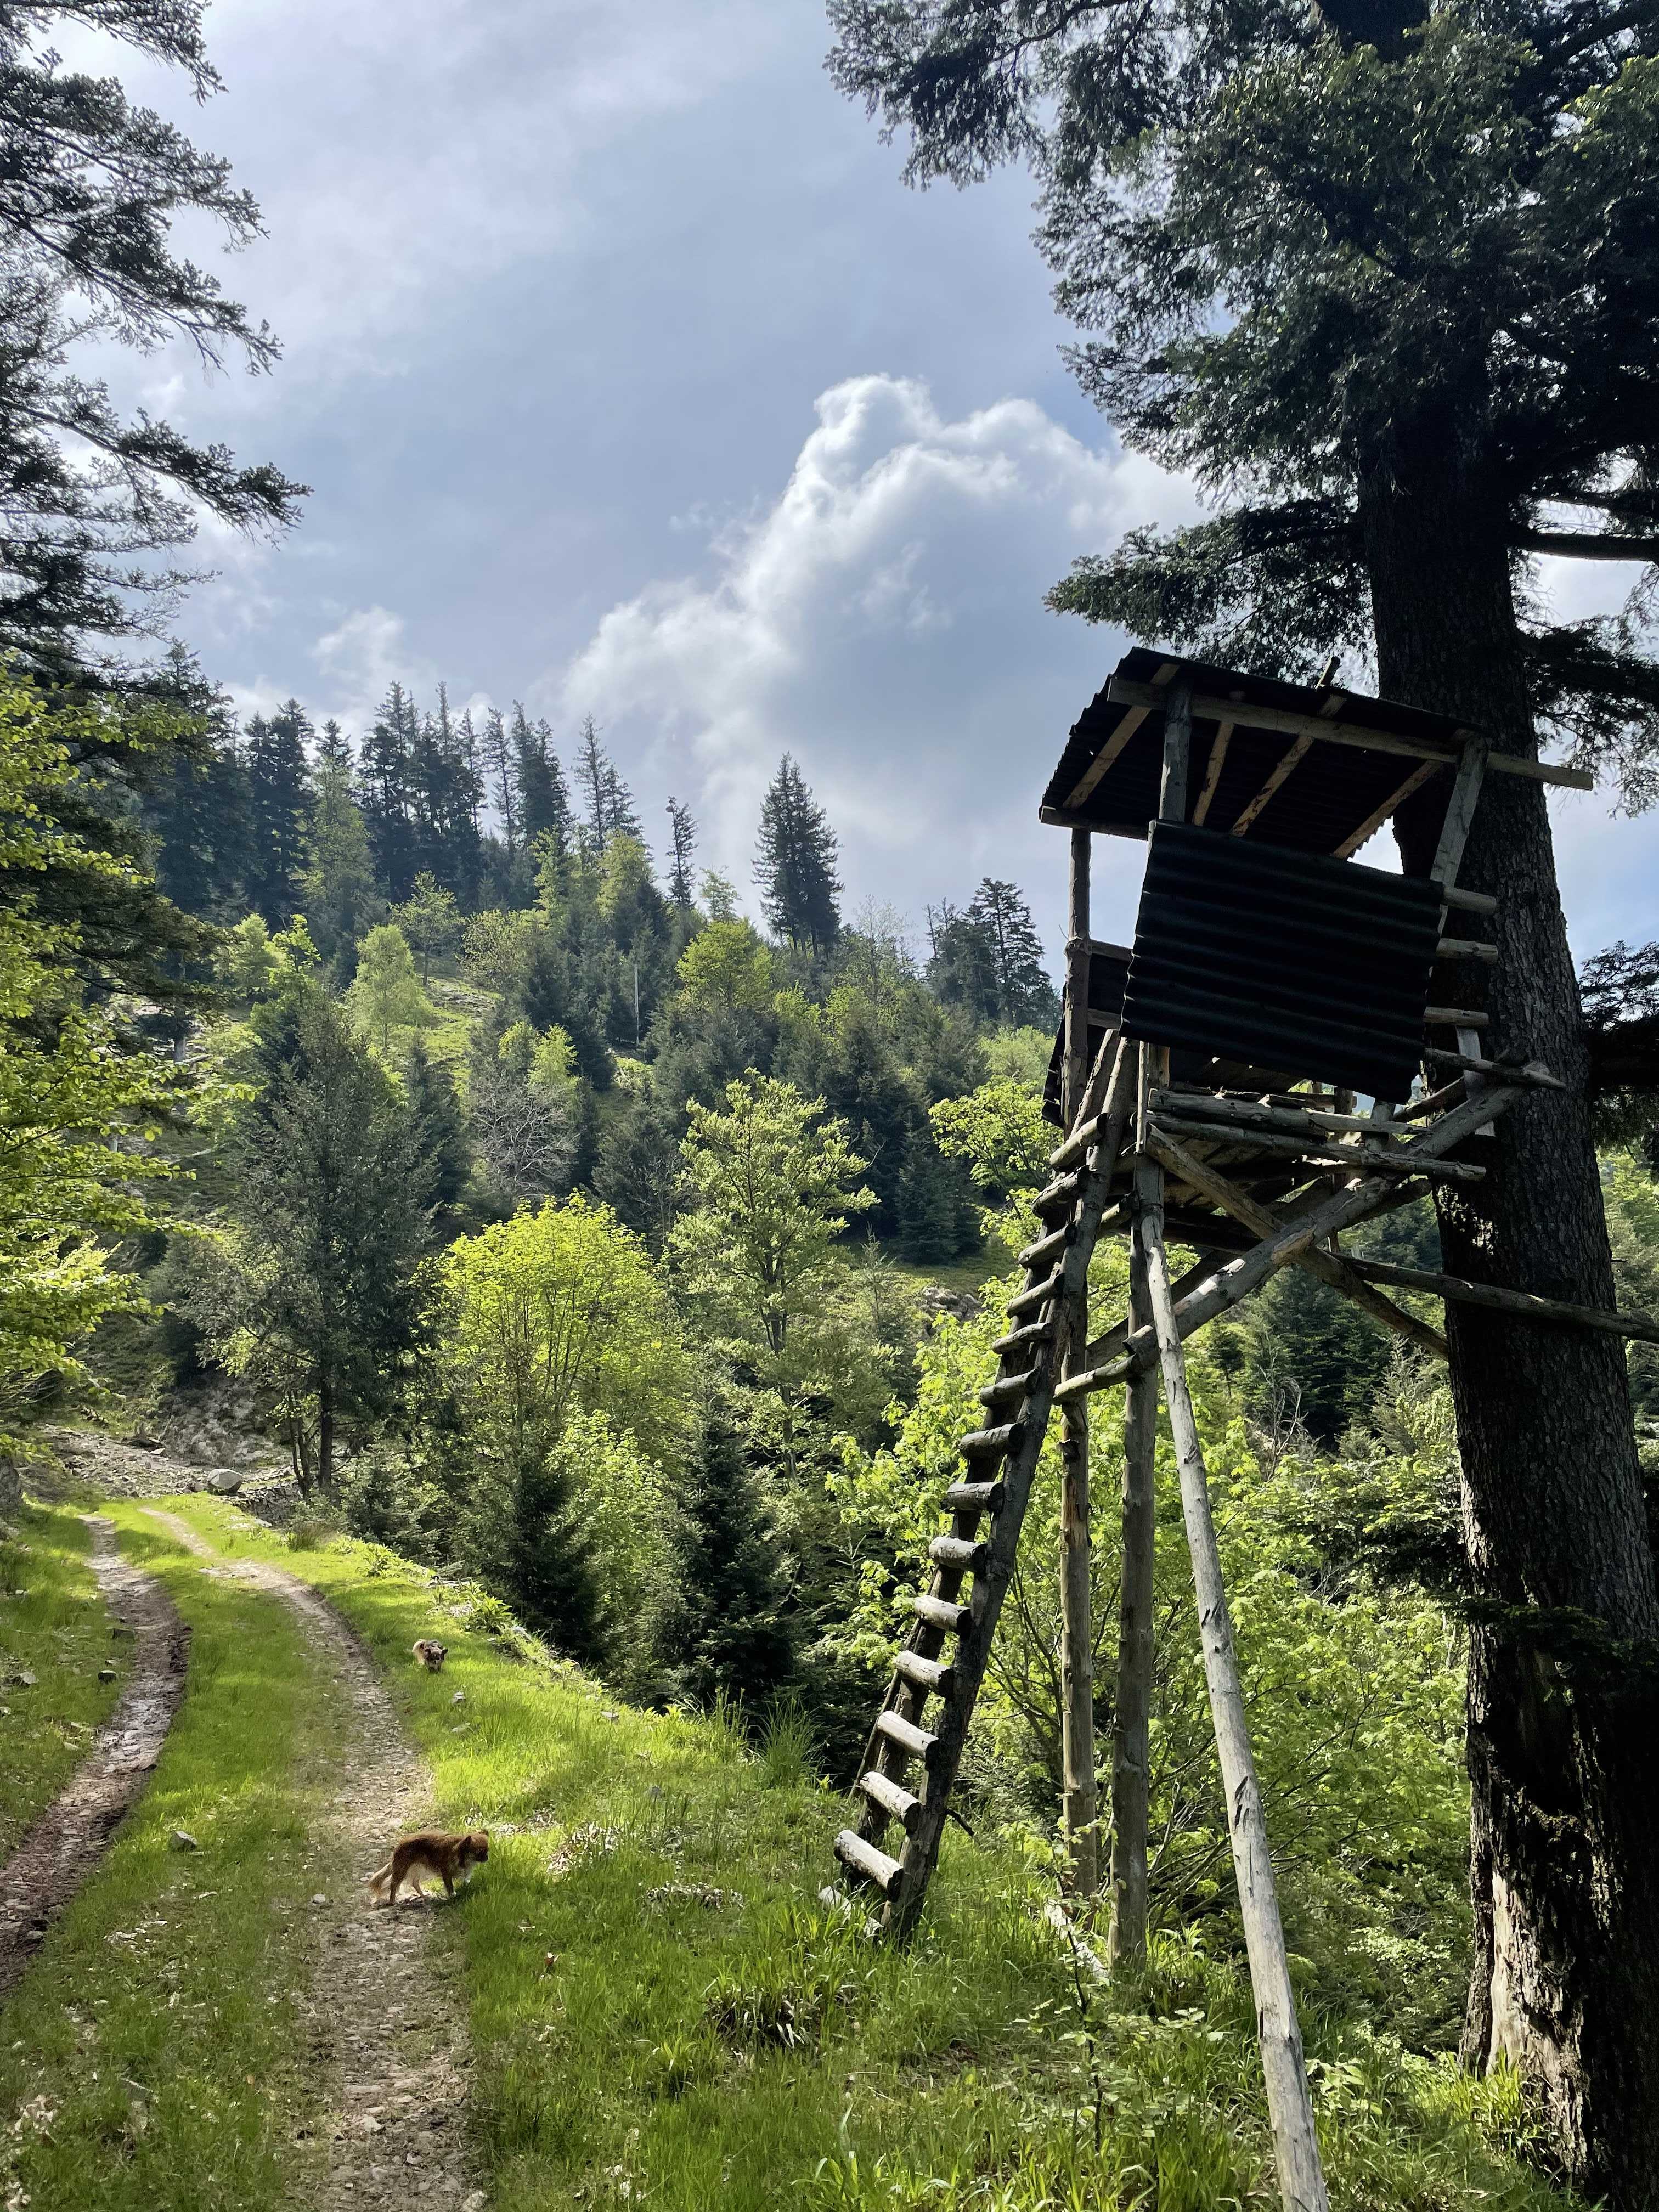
[830,1036,1136,1938]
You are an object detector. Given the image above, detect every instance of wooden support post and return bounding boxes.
[1059,827,1097,1894]
[1137,1155,1330,2212]
[1109,1042,1158,1968]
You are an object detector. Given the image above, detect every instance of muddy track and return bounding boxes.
[140,1509,482,2212]
[0,1516,188,2002]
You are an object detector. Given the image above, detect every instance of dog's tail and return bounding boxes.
[364,1859,393,1892]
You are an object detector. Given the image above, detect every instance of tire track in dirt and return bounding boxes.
[140,1509,483,2212]
[0,1516,188,2001]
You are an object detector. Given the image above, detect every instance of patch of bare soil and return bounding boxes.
[0,1516,188,2002]
[140,1509,483,2212]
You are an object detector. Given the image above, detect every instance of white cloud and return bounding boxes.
[556,374,1198,945]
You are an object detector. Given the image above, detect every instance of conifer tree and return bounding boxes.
[968,879,1058,1029]
[652,1409,794,1709]
[359,682,419,901]
[301,742,376,963]
[665,796,698,912]
[754,754,842,954]
[512,706,572,857]
[574,715,642,850]
[481,706,517,860]
[405,1039,471,1228]
[243,702,313,927]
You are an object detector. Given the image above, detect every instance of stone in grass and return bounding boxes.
[170,1830,200,1853]
[311,1894,330,1908]
[98,1666,117,1683]
[451,1689,466,1705]
[11,1669,36,1688]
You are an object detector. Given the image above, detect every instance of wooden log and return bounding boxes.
[1420,1047,1564,1090]
[1155,1089,1404,1141]
[1192,718,1233,825]
[1138,1165,1331,2212]
[911,1592,968,1634]
[1341,1257,1659,1345]
[943,1479,1005,1514]
[1103,676,1592,787]
[895,1649,955,1696]
[874,1708,938,1763]
[1033,1170,1085,1215]
[1147,1129,1448,1360]
[959,1422,1023,1460]
[991,1319,1051,1356]
[834,1829,905,1897]
[857,1769,921,1833]
[1424,1006,1488,1028]
[979,1367,1041,1407]
[1442,885,1498,914]
[1017,1224,1073,1269]
[1007,1268,1065,1317]
[929,1534,986,1572]
[1331,758,1443,857]
[1109,1152,1158,1972]
[1436,936,1499,963]
[1050,1109,1107,1171]
[1160,676,1193,821]
[1148,1115,1488,1183]
[1231,729,1316,835]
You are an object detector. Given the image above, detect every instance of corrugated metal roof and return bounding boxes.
[1120,825,1442,1102]
[1041,647,1470,858]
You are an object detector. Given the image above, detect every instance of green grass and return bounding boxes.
[0,1499,124,1860]
[160,1494,1577,2212]
[0,1503,349,2212]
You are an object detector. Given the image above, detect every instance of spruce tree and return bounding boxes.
[665,796,698,911]
[754,754,842,954]
[968,879,1059,1029]
[574,715,642,849]
[243,702,313,927]
[653,1410,793,1709]
[405,1039,471,1228]
[830,1,1659,2188]
[512,706,572,857]
[481,706,518,860]
[359,682,419,901]
[301,743,376,963]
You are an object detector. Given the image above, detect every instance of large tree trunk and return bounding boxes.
[1359,404,1659,2208]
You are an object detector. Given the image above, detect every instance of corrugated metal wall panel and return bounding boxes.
[1121,824,1441,1101]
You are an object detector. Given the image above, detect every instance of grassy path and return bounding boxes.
[0,1514,186,1998]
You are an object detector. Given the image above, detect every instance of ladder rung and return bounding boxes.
[943,1479,1003,1514]
[1442,884,1497,914]
[911,1592,968,1633]
[1047,1111,1103,1171]
[991,1319,1050,1356]
[834,1827,904,1897]
[856,1768,921,1833]
[875,1707,937,1763]
[1007,1268,1063,1317]
[929,1533,986,1572]
[1425,1006,1489,1028]
[1437,936,1498,963]
[979,1365,1040,1407]
[959,1421,1022,1460]
[894,1649,954,1696]
[1018,1223,1071,1269]
[1033,1169,1084,1214]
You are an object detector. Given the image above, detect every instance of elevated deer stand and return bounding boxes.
[828,652,1657,2212]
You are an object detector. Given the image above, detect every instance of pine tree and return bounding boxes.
[574,715,642,850]
[317,719,352,773]
[652,1410,793,1709]
[300,742,376,963]
[512,706,572,858]
[481,706,517,860]
[405,1039,471,1228]
[359,682,419,901]
[968,879,1059,1028]
[754,754,842,954]
[142,645,250,922]
[665,796,698,911]
[592,1092,682,1252]
[244,702,313,927]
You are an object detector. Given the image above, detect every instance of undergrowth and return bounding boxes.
[0,1500,123,1859]
[167,1493,1579,2212]
[0,1504,349,2212]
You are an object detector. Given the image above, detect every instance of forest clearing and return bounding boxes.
[4,0,1659,2207]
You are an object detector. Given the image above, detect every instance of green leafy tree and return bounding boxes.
[830,2,1659,2181]
[230,985,432,1488]
[754,754,842,953]
[345,923,433,1057]
[391,870,462,983]
[675,918,775,1012]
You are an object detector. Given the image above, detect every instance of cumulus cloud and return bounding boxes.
[557,374,1199,949]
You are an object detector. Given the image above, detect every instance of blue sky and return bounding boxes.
[77,0,1657,963]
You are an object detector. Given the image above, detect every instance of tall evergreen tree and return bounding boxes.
[754,754,842,954]
[574,715,642,849]
[665,795,698,912]
[968,879,1059,1028]
[481,706,518,861]
[317,718,352,773]
[301,740,376,963]
[243,701,313,927]
[830,2,1659,2190]
[652,1410,794,1709]
[142,644,250,923]
[359,681,419,901]
[405,1038,471,1229]
[512,706,572,859]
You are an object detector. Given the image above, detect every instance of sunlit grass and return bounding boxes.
[173,1494,1578,2212]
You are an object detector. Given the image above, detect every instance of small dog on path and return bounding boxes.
[411,1639,448,1672]
[365,1831,488,1906]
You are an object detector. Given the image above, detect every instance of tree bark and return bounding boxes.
[1359,401,1659,2209]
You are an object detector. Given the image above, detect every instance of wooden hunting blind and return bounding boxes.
[827,650,1659,2212]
